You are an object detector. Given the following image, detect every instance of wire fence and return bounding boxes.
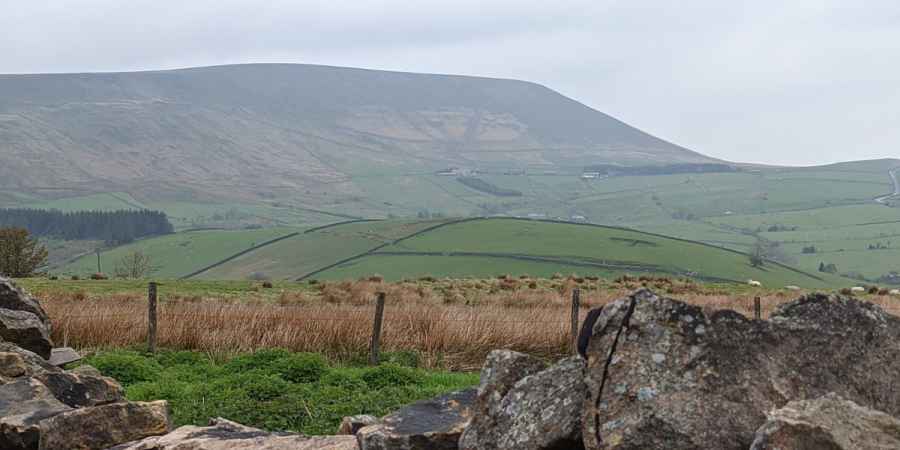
[45,283,900,369]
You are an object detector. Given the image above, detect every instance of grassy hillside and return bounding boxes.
[195,220,449,280]
[312,218,842,287]
[0,63,713,218]
[60,228,299,279]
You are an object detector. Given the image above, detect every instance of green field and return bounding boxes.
[195,219,449,280]
[17,159,900,286]
[49,216,852,287]
[313,218,843,287]
[60,228,300,279]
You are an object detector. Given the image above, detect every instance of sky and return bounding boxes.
[2,0,899,166]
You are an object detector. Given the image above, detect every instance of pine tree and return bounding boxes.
[0,228,48,277]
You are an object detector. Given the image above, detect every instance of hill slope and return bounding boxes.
[0,64,714,205]
[107,218,844,288]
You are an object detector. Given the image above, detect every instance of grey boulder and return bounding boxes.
[459,351,585,450]
[357,389,476,450]
[750,393,900,450]
[581,289,900,450]
[34,371,125,408]
[38,400,171,450]
[112,417,359,449]
[338,415,379,435]
[0,309,53,360]
[0,378,72,450]
[0,278,50,327]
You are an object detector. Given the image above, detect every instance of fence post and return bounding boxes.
[148,282,158,353]
[369,292,386,366]
[754,296,761,320]
[571,288,581,353]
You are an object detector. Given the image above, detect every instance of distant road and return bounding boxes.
[875,168,900,204]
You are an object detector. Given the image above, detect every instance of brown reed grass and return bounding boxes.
[39,279,900,370]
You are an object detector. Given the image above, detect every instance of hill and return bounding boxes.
[0,64,713,211]
[304,218,842,287]
[58,218,844,288]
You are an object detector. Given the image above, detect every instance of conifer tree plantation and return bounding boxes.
[0,208,174,244]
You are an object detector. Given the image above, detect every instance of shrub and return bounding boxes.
[271,353,328,383]
[217,371,290,401]
[361,364,423,389]
[319,371,368,390]
[155,350,210,367]
[70,275,80,280]
[840,288,853,296]
[223,348,293,374]
[90,273,108,280]
[381,351,420,368]
[868,286,880,294]
[88,351,162,385]
[262,281,274,289]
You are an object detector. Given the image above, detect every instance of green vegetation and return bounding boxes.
[314,218,843,287]
[59,228,298,278]
[456,177,523,197]
[196,219,448,280]
[17,278,310,299]
[21,192,147,212]
[83,349,477,435]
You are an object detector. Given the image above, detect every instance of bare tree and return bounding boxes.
[114,251,155,279]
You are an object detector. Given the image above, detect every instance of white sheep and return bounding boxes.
[747,280,762,287]
[890,289,900,296]
[850,286,866,293]
[785,285,801,291]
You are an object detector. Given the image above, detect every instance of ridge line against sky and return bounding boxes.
[3,0,900,166]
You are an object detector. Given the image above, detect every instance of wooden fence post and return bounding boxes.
[369,292,386,365]
[571,288,581,353]
[754,296,761,320]
[148,282,158,353]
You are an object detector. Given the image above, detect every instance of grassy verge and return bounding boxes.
[83,349,478,435]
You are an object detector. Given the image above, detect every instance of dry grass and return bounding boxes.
[40,278,900,370]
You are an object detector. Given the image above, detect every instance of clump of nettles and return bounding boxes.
[83,348,473,435]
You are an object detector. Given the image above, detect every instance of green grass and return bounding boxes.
[707,204,900,280]
[196,219,450,280]
[16,278,313,299]
[320,254,625,281]
[22,192,148,212]
[59,228,299,279]
[82,349,477,435]
[314,218,844,288]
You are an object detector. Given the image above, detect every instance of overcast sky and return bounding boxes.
[3,0,899,166]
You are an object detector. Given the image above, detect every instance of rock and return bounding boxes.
[750,393,900,450]
[357,389,476,450]
[38,400,171,450]
[35,371,125,407]
[0,342,61,380]
[48,348,82,367]
[338,415,379,435]
[0,309,53,360]
[581,289,900,450]
[0,378,72,450]
[0,278,50,327]
[69,365,102,378]
[460,354,586,450]
[0,353,27,378]
[112,417,359,449]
